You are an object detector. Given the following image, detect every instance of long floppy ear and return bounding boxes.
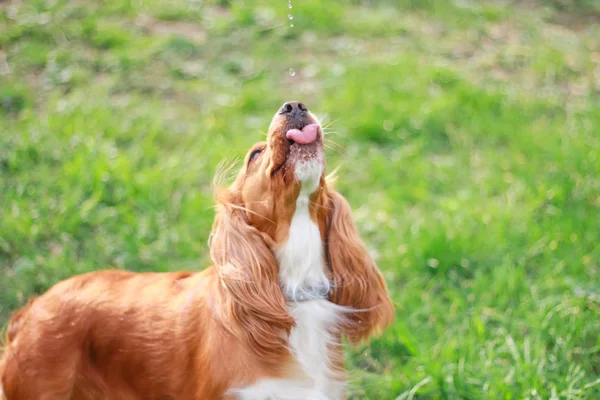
[209,197,294,359]
[326,189,394,344]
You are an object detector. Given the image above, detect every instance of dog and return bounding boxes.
[0,101,394,399]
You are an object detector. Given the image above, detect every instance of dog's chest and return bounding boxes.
[233,195,345,399]
[278,196,342,392]
[285,298,342,397]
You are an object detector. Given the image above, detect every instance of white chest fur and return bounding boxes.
[278,194,344,394]
[232,159,346,399]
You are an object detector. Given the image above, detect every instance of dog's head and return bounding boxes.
[229,101,326,242]
[209,102,393,358]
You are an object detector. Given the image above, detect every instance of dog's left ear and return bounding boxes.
[326,189,394,343]
[209,193,294,358]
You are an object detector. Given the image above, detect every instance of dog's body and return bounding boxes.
[1,102,394,399]
[1,269,258,399]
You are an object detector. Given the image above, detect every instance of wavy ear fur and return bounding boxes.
[326,190,394,343]
[209,194,294,359]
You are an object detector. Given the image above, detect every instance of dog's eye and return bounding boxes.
[249,149,262,163]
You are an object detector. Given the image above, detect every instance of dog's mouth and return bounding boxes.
[283,122,322,161]
[283,123,324,186]
[286,123,320,146]
[269,123,324,177]
[266,102,324,178]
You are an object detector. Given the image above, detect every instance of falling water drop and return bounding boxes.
[287,1,295,77]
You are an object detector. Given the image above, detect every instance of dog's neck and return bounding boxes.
[276,192,330,299]
[276,161,329,301]
[267,172,345,397]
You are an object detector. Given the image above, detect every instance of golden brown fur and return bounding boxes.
[0,103,393,399]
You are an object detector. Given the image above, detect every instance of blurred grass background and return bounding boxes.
[1,0,600,398]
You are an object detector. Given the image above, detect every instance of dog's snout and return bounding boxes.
[279,101,308,118]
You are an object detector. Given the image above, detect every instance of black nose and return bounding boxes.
[279,101,308,118]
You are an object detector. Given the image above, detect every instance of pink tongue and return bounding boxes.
[286,124,319,145]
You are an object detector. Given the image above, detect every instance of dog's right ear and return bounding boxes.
[209,195,293,359]
[326,189,394,344]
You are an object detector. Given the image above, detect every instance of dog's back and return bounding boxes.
[0,269,240,400]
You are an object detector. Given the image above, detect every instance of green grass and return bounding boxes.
[2,0,600,398]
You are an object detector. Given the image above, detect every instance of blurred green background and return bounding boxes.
[1,0,600,398]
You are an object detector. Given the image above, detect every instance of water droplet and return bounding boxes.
[288,3,292,9]
[290,23,294,27]
[288,14,293,20]
[289,68,296,76]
